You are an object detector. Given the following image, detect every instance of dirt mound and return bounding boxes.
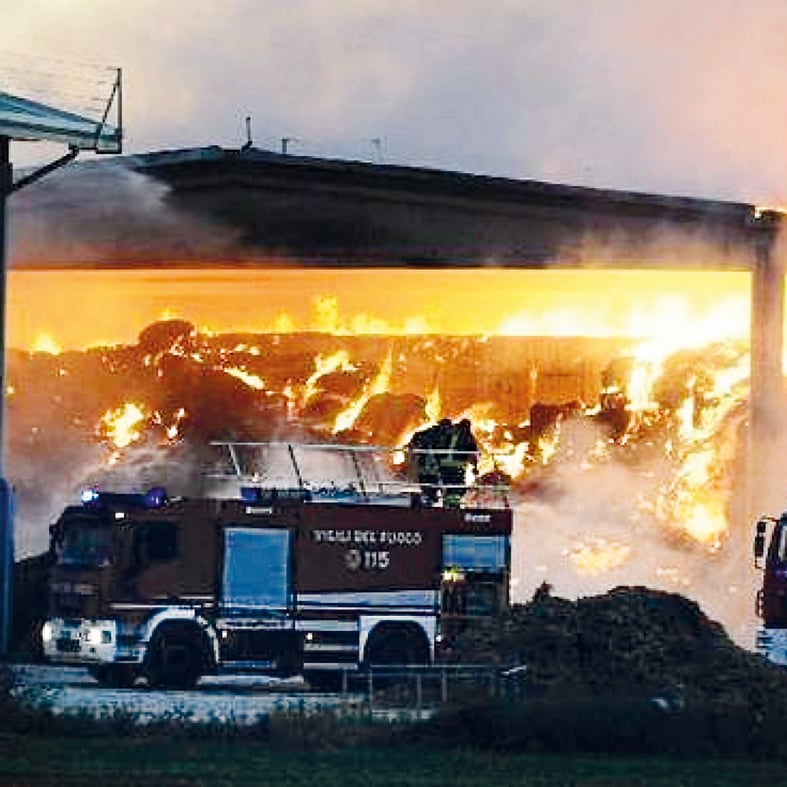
[450,585,787,707]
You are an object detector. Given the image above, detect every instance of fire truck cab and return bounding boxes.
[41,442,512,689]
[754,513,787,664]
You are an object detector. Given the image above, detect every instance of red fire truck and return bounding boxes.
[41,442,512,688]
[754,513,787,665]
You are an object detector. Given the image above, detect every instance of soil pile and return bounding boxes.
[450,585,787,708]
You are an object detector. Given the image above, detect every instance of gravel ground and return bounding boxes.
[10,664,363,725]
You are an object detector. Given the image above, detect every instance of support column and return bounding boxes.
[749,214,785,521]
[0,137,11,657]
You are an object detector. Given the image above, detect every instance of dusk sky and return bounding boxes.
[3,1,787,204]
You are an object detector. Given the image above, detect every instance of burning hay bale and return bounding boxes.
[449,585,787,710]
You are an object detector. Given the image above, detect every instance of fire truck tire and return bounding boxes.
[146,625,204,689]
[364,623,430,668]
[89,664,137,689]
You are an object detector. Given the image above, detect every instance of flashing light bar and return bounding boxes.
[80,486,168,510]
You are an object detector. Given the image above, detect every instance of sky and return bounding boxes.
[3,0,787,205]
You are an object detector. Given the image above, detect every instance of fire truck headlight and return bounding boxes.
[86,628,112,646]
[41,622,53,644]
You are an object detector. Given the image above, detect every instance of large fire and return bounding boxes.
[6,267,767,643]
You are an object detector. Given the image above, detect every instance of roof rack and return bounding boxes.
[208,441,510,509]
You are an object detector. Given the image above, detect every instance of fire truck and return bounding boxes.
[753,512,787,664]
[41,442,512,688]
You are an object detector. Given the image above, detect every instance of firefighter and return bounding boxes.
[408,423,441,505]
[439,418,478,507]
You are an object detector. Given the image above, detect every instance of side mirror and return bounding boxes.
[754,519,768,567]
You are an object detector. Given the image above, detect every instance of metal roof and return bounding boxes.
[0,90,120,152]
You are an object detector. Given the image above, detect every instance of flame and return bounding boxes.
[166,407,187,439]
[425,386,441,422]
[152,407,188,441]
[488,441,530,480]
[100,402,146,448]
[31,333,61,355]
[302,350,357,405]
[333,349,393,433]
[232,344,261,356]
[224,367,265,390]
[311,294,433,335]
[537,433,559,465]
[648,346,749,548]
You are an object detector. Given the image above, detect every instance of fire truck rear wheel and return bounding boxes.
[365,624,430,669]
[146,626,203,690]
[363,625,430,690]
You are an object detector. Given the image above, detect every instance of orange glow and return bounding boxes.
[7,268,751,351]
[10,266,760,557]
[31,333,61,355]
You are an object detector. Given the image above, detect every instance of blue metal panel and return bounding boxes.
[443,535,508,571]
[222,528,291,612]
[0,90,121,151]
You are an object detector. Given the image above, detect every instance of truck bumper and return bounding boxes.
[41,617,144,665]
[756,626,787,666]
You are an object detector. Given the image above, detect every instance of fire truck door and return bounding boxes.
[221,528,292,613]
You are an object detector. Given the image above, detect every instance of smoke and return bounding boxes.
[508,405,759,647]
[9,160,244,266]
[12,444,106,558]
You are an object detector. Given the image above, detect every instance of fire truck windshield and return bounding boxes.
[772,525,787,564]
[58,523,113,567]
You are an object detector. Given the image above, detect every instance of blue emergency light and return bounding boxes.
[80,486,169,510]
[80,489,100,505]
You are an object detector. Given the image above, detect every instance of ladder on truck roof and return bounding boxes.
[208,441,510,509]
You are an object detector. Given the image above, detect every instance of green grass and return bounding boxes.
[3,734,787,787]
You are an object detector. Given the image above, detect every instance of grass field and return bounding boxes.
[3,734,787,787]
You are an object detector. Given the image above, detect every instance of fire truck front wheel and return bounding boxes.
[146,624,205,690]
